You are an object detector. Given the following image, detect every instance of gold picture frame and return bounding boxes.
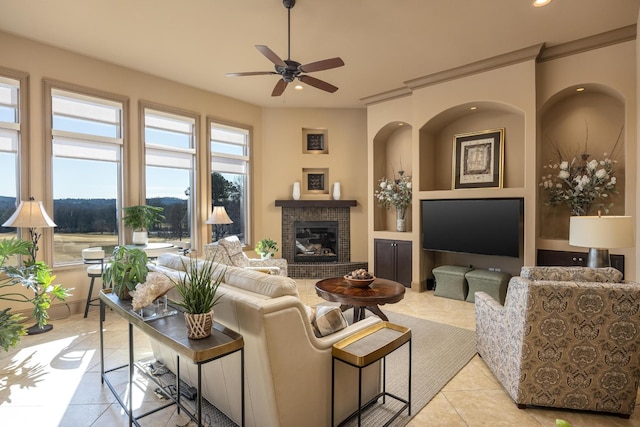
[302,168,329,194]
[453,128,504,189]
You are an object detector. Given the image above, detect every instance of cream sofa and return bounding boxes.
[476,266,640,417]
[149,253,382,427]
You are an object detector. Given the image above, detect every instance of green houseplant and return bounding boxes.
[168,256,225,339]
[255,238,278,259]
[0,238,70,351]
[102,245,149,299]
[122,205,165,245]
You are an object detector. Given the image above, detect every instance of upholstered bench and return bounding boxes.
[432,265,473,301]
[465,269,511,304]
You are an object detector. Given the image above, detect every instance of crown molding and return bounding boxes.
[538,24,636,62]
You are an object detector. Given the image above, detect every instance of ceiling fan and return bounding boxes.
[226,0,345,96]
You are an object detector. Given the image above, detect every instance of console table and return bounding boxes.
[99,289,244,427]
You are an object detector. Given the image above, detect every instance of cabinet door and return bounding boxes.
[395,240,412,287]
[374,239,395,281]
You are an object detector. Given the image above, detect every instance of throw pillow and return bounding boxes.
[313,305,348,337]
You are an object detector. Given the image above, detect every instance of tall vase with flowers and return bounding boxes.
[374,170,412,231]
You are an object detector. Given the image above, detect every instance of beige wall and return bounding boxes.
[0,30,370,315]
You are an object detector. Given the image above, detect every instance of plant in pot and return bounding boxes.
[168,256,225,339]
[0,238,71,350]
[122,205,165,245]
[102,245,149,300]
[255,238,278,259]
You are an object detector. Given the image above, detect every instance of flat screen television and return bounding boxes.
[421,198,523,258]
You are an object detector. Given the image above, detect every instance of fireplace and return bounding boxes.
[294,221,338,263]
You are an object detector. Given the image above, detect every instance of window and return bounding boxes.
[209,120,250,244]
[0,74,23,241]
[143,106,197,248]
[49,85,125,265]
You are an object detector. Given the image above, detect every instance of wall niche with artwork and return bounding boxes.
[538,85,626,241]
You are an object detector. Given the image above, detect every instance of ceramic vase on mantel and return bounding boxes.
[292,182,301,200]
[333,182,341,200]
[396,206,407,232]
[184,310,214,339]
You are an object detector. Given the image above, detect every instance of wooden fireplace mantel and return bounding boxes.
[275,200,357,208]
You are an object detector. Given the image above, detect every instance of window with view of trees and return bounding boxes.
[209,120,250,244]
[49,85,126,265]
[143,106,197,247]
[0,75,21,241]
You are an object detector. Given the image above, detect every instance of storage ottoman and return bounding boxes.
[465,269,511,304]
[432,265,473,301]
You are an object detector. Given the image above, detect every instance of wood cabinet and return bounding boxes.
[537,249,625,278]
[374,239,412,287]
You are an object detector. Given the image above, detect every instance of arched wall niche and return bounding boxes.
[538,84,625,240]
[419,101,525,192]
[373,121,413,232]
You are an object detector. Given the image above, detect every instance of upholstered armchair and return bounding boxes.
[204,235,288,276]
[476,266,640,417]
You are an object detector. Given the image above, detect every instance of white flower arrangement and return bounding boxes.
[374,171,412,219]
[539,153,617,216]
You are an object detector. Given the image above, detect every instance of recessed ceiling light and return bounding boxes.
[576,87,585,92]
[533,0,552,7]
[294,85,303,90]
[470,106,477,110]
[398,122,404,126]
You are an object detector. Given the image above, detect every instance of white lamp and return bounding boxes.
[206,206,233,241]
[569,214,634,268]
[2,197,57,262]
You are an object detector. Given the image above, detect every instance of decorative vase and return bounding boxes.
[333,182,341,200]
[292,182,301,200]
[184,310,214,339]
[132,231,148,245]
[396,206,407,232]
[260,253,273,260]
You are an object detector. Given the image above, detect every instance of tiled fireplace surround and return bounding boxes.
[276,200,367,278]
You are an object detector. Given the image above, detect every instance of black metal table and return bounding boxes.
[99,289,244,427]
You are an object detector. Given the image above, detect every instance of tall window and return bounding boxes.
[0,75,22,240]
[50,87,124,265]
[209,120,250,244]
[143,106,196,247]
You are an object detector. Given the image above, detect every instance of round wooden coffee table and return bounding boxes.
[315,277,406,322]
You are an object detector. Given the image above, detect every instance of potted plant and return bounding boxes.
[102,245,149,300]
[0,238,71,350]
[168,256,225,339]
[122,205,165,245]
[255,238,278,259]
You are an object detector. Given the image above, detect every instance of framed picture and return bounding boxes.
[302,128,329,154]
[302,168,329,194]
[452,128,504,189]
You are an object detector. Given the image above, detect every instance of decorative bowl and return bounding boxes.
[343,275,376,288]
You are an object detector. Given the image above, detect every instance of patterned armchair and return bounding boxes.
[476,266,640,417]
[204,235,288,277]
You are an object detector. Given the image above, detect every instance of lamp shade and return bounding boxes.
[2,200,56,228]
[569,215,634,249]
[205,206,233,225]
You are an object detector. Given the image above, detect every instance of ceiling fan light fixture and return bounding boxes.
[294,84,304,90]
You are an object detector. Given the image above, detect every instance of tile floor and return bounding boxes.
[1,279,639,426]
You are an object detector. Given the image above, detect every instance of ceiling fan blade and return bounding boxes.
[226,71,277,77]
[299,57,345,73]
[256,45,286,67]
[272,79,288,96]
[298,75,338,93]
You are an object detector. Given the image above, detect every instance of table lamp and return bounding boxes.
[206,206,233,241]
[569,214,634,268]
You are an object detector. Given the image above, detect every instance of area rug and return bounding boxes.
[341,311,477,427]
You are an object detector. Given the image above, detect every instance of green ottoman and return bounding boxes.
[432,265,473,301]
[465,269,511,304]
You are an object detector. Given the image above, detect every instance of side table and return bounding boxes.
[99,289,244,427]
[332,322,411,426]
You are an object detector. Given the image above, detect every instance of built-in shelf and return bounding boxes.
[275,200,357,208]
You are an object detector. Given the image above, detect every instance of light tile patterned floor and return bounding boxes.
[1,279,638,426]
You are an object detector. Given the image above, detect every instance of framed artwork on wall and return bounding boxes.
[302,168,329,194]
[302,128,329,154]
[453,128,504,189]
